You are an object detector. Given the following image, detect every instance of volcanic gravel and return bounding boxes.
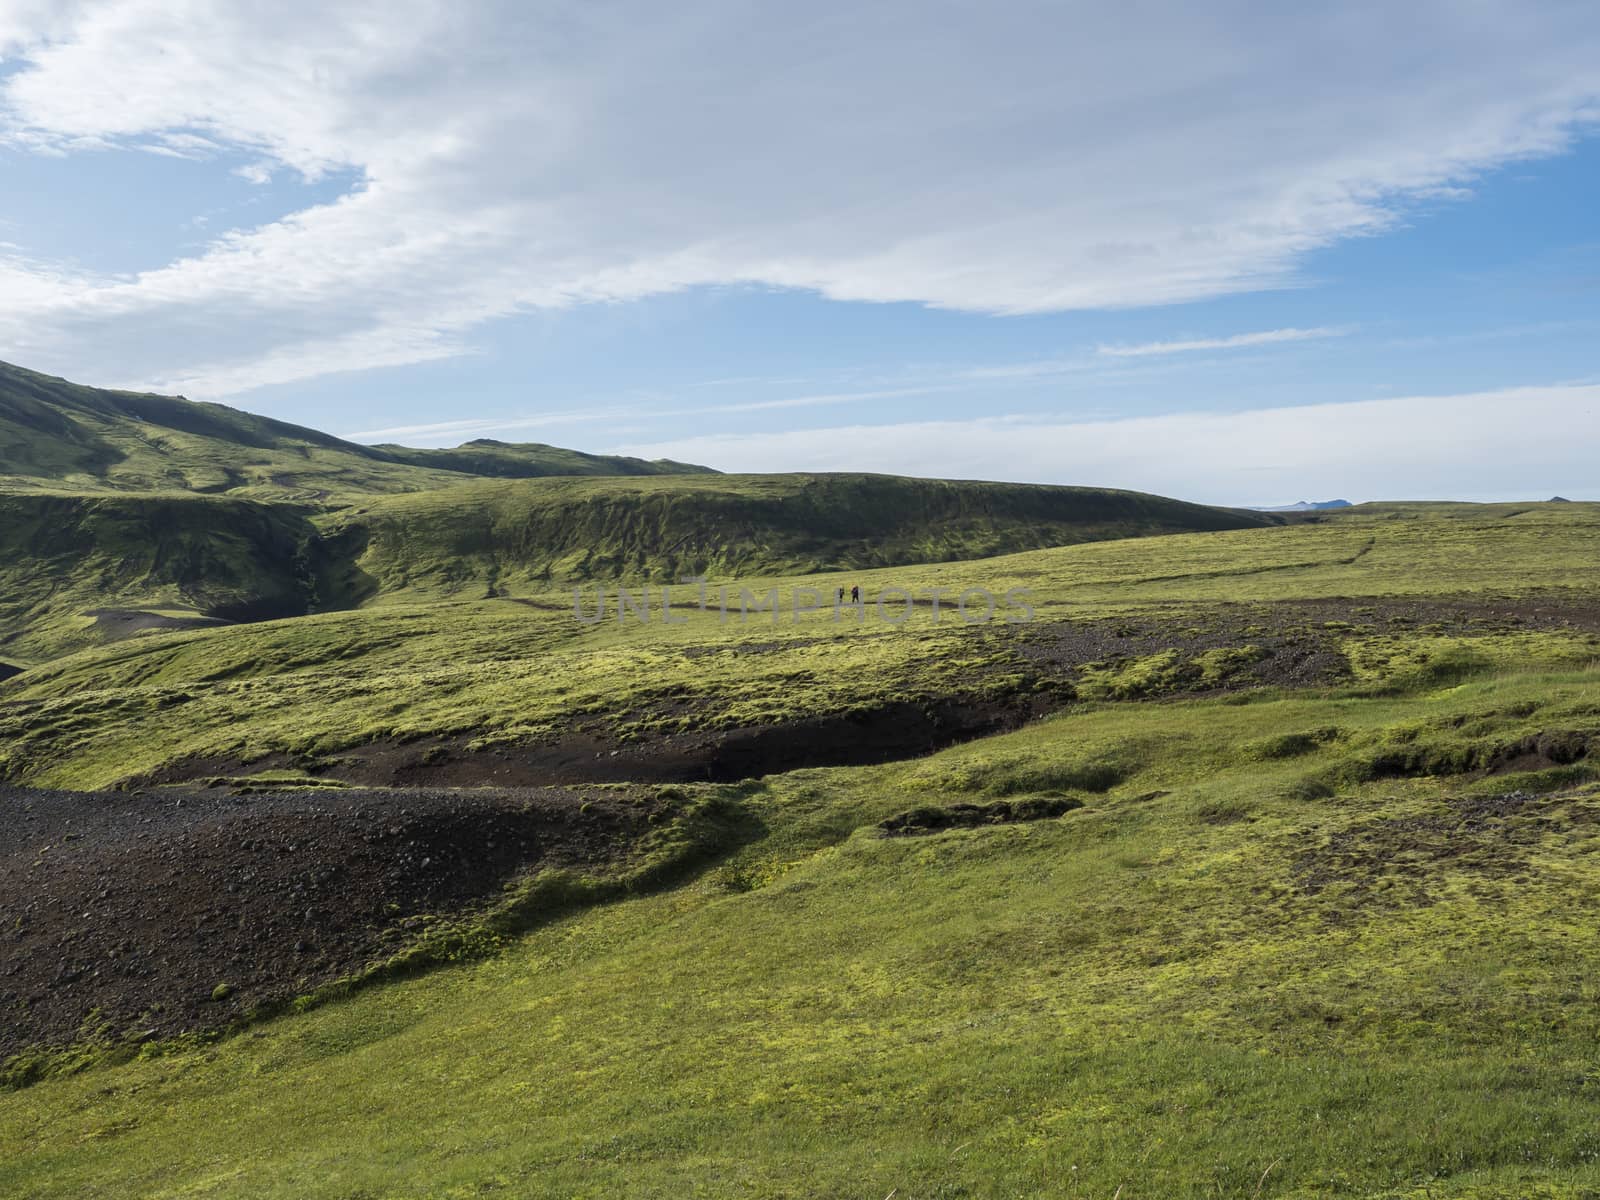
[0,783,660,1061]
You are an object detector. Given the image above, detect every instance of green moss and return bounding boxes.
[0,359,714,502]
[1244,727,1342,760]
[8,673,1600,1195]
[1077,644,1267,699]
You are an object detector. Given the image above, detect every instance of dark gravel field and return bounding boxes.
[0,783,662,1061]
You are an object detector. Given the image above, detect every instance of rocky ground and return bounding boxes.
[0,782,664,1061]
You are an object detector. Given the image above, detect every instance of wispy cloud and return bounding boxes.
[1095,326,1350,359]
[959,357,1095,381]
[708,386,948,414]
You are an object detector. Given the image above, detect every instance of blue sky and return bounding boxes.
[1,2,1597,504]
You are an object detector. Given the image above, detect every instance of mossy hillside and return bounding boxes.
[5,503,1600,1194]
[0,369,1286,667]
[372,439,714,480]
[6,668,1600,1196]
[0,470,1261,666]
[0,359,712,501]
[326,471,1280,596]
[0,491,370,664]
[0,360,452,498]
[0,600,1038,787]
[5,503,1600,790]
[1013,500,1600,611]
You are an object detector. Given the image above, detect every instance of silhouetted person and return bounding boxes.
[850,585,860,604]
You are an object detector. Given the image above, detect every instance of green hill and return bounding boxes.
[375,438,714,480]
[0,491,365,663]
[0,472,1278,661]
[2,496,1590,793]
[0,360,429,497]
[0,360,713,499]
[0,360,1282,662]
[332,472,1281,597]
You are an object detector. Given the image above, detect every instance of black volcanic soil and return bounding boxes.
[0,661,21,684]
[1016,594,1600,692]
[0,783,665,1063]
[132,697,1063,791]
[327,695,1057,788]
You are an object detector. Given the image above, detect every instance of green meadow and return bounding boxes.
[5,666,1600,1197]
[5,495,1600,1196]
[5,501,1597,792]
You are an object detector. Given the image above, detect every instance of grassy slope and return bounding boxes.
[5,654,1600,1193]
[0,491,369,665]
[0,360,447,499]
[0,360,711,501]
[4,501,1595,790]
[374,439,714,480]
[6,505,1600,1195]
[0,358,1281,667]
[329,471,1280,597]
[0,467,1277,667]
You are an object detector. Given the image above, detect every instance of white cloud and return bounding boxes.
[709,386,950,415]
[0,2,1597,395]
[612,384,1600,505]
[958,326,1348,380]
[233,161,275,186]
[1096,326,1349,358]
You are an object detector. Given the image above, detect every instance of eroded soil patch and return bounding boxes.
[0,783,666,1062]
[1016,595,1600,697]
[1288,788,1600,912]
[134,695,1058,790]
[878,795,1084,836]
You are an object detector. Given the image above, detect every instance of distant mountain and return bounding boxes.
[0,360,715,499]
[0,359,1287,663]
[375,438,714,480]
[334,473,1288,598]
[1249,499,1354,513]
